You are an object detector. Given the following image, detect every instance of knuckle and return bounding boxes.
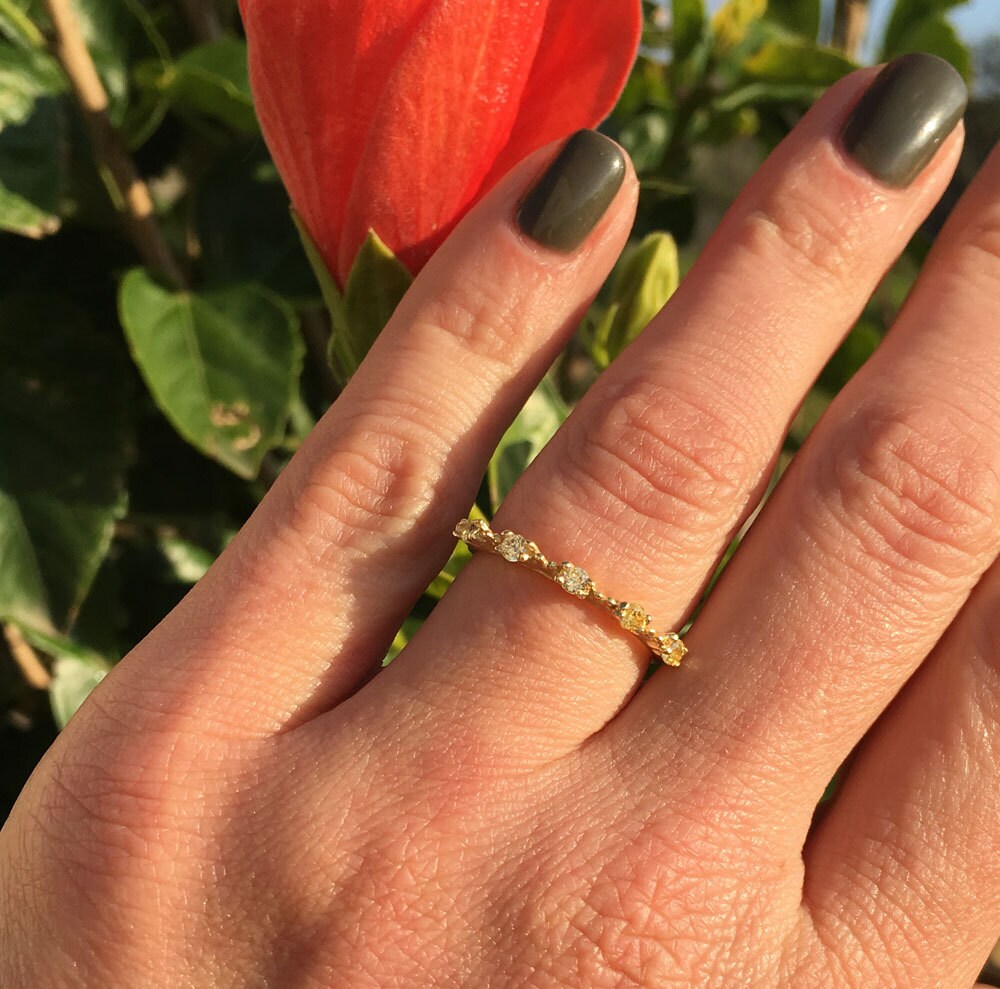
[414,274,528,373]
[824,397,1000,589]
[564,377,760,539]
[291,403,442,554]
[956,209,1000,292]
[742,176,865,283]
[48,700,238,834]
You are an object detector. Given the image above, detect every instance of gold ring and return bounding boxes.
[453,518,687,667]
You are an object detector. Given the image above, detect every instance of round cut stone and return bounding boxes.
[656,633,685,665]
[498,531,528,562]
[616,602,650,633]
[456,518,488,540]
[555,563,592,598]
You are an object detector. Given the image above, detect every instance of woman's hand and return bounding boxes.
[3,54,999,987]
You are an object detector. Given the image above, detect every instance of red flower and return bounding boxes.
[239,0,641,287]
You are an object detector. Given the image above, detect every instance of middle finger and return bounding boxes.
[363,56,967,761]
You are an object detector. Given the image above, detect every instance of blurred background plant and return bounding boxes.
[0,0,998,970]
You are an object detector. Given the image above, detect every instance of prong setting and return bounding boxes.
[452,517,687,666]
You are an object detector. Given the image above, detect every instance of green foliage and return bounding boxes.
[0,294,131,632]
[0,0,979,802]
[488,375,569,508]
[294,217,416,383]
[881,0,972,79]
[671,0,705,63]
[331,230,414,382]
[119,270,304,479]
[135,38,257,132]
[0,95,62,236]
[743,40,855,87]
[765,0,821,39]
[586,231,680,369]
[0,41,62,126]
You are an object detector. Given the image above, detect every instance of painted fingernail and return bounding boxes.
[517,129,626,252]
[842,52,967,188]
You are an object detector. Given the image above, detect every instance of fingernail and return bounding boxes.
[517,129,626,252]
[841,52,967,188]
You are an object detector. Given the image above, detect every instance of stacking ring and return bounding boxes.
[453,518,687,666]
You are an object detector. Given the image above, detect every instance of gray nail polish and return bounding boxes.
[842,52,968,188]
[517,130,626,252]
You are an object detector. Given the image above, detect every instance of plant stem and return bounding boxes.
[832,0,869,61]
[43,0,185,286]
[3,623,51,691]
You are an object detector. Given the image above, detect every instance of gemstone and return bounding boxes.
[555,563,592,598]
[616,602,650,633]
[498,531,528,562]
[656,632,686,665]
[454,519,473,539]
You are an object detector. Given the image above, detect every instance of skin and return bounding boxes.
[2,66,999,988]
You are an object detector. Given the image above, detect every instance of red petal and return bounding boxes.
[241,0,640,287]
[240,0,440,284]
[479,0,642,196]
[337,0,550,282]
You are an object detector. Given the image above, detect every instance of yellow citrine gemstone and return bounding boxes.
[616,602,649,633]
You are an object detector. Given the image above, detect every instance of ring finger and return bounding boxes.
[363,56,967,763]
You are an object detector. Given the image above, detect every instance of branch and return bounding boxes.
[3,623,52,691]
[43,0,185,285]
[832,0,869,62]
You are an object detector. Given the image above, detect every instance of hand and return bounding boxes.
[3,54,999,988]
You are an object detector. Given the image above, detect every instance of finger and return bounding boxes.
[623,137,1000,843]
[98,131,638,735]
[361,58,966,761]
[803,561,1000,989]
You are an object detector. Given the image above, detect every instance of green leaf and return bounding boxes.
[329,230,414,383]
[0,491,52,632]
[137,39,258,133]
[425,541,472,600]
[0,0,46,49]
[743,40,856,86]
[159,534,215,584]
[424,503,487,599]
[711,0,767,52]
[292,211,363,382]
[0,96,64,238]
[714,79,826,111]
[819,318,882,392]
[0,32,66,239]
[0,293,132,630]
[119,269,305,479]
[293,210,346,323]
[619,110,671,172]
[488,375,569,509]
[0,40,63,127]
[765,0,820,38]
[882,0,965,59]
[671,0,705,62]
[384,615,424,667]
[882,14,971,80]
[29,628,113,729]
[593,232,679,368]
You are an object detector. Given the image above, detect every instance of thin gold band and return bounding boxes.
[453,518,687,667]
